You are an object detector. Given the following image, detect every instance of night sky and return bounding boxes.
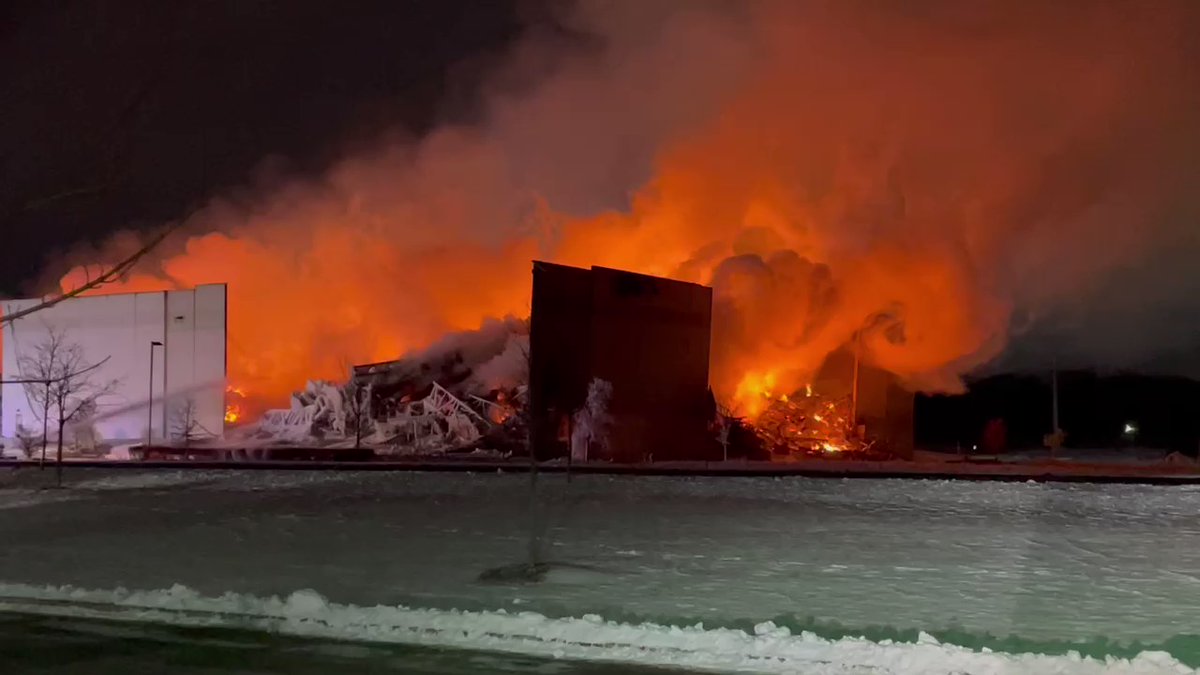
[0,0,532,296]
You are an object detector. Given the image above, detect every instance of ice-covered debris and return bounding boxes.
[571,378,613,461]
[372,382,491,453]
[256,380,372,443]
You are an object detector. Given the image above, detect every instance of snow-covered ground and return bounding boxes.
[0,469,1198,673]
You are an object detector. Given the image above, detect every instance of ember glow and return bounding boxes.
[55,2,1197,415]
[752,387,864,456]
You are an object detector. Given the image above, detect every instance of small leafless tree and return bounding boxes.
[15,425,40,459]
[342,381,372,449]
[169,397,213,446]
[18,328,120,485]
[16,326,69,467]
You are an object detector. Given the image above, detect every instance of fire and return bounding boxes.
[224,386,246,425]
[732,370,778,418]
[753,387,866,456]
[51,3,1188,415]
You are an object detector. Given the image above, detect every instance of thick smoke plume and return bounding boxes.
[56,1,1200,415]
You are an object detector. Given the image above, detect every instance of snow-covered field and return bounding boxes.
[0,468,1198,673]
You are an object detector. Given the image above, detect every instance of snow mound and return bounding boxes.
[0,582,1191,675]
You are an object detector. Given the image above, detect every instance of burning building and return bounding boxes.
[528,261,718,462]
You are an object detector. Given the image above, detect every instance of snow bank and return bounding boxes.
[0,582,1191,674]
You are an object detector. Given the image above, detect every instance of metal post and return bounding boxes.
[850,328,862,435]
[1051,359,1060,433]
[1050,358,1060,460]
[148,341,162,445]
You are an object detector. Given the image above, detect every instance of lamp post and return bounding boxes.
[850,327,863,435]
[148,340,163,445]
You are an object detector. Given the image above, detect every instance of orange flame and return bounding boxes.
[224,386,246,425]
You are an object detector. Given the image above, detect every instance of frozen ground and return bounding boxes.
[0,468,1198,673]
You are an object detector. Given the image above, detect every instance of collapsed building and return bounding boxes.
[243,317,528,455]
[243,261,914,460]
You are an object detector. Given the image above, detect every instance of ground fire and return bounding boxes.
[750,388,869,456]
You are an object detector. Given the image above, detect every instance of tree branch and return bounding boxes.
[1,224,181,325]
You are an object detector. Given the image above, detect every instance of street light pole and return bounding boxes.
[148,340,163,445]
[1051,358,1060,434]
[850,327,862,435]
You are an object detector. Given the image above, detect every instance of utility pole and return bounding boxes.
[1051,359,1060,434]
[850,327,862,436]
[1048,358,1063,459]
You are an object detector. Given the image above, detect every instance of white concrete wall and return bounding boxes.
[1,284,227,444]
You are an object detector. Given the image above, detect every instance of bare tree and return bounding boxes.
[33,331,121,485]
[342,381,372,449]
[335,357,372,449]
[15,326,69,467]
[14,425,40,460]
[169,397,213,446]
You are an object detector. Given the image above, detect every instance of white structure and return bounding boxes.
[2,284,227,445]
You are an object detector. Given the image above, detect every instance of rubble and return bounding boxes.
[372,382,490,453]
[246,317,531,455]
[749,388,874,456]
[232,313,884,462]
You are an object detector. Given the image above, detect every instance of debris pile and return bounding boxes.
[750,389,872,456]
[257,381,349,442]
[371,382,492,453]
[246,317,531,455]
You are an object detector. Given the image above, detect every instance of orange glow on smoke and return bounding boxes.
[55,3,1188,416]
[732,370,778,418]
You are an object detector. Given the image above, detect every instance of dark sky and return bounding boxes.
[0,0,531,296]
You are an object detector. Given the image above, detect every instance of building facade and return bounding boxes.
[2,284,227,446]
